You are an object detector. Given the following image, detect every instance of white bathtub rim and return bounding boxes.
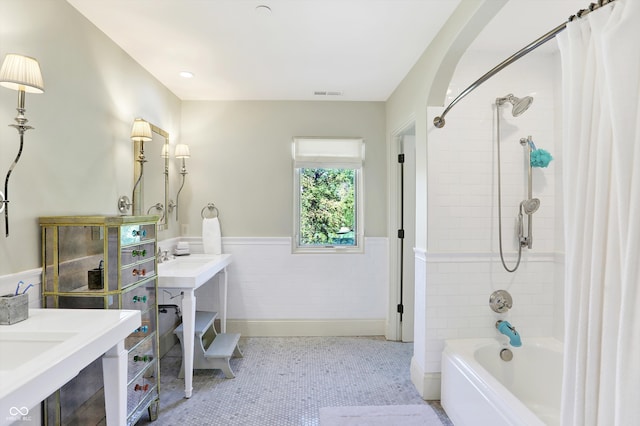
[445,336,563,356]
[443,346,542,426]
[442,352,538,426]
[442,337,562,426]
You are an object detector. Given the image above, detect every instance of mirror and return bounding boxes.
[132,122,170,230]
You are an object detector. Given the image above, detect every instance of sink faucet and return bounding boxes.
[157,248,170,263]
[496,320,522,347]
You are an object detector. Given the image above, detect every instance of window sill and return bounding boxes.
[292,245,364,254]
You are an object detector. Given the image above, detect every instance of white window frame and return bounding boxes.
[292,137,364,253]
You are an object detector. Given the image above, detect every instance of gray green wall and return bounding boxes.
[0,0,182,275]
[0,1,388,276]
[178,101,387,238]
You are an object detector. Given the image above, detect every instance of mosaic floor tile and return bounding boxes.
[136,336,452,426]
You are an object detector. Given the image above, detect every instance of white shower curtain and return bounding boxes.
[557,1,640,424]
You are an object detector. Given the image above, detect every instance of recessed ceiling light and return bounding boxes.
[179,71,194,79]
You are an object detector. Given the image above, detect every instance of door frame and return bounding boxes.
[387,117,416,342]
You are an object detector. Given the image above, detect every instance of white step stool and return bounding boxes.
[174,311,243,379]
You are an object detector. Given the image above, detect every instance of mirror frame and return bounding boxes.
[132,122,169,231]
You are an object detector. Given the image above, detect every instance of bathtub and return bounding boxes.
[441,337,563,426]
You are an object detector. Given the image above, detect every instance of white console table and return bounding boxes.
[0,309,140,426]
[157,253,233,398]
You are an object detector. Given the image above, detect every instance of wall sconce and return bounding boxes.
[174,144,190,221]
[160,144,170,159]
[118,118,152,215]
[161,144,176,216]
[0,53,44,237]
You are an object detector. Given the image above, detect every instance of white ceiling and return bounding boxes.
[65,0,588,102]
[468,0,586,53]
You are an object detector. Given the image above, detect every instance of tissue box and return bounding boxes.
[0,292,28,325]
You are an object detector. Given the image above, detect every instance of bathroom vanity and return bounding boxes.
[39,215,160,425]
[158,253,232,398]
[0,309,140,426]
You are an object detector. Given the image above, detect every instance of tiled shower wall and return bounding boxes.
[423,49,563,374]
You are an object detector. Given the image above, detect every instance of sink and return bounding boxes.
[158,255,219,274]
[163,254,219,264]
[157,254,232,289]
[0,308,141,425]
[0,331,76,370]
[171,255,212,262]
[163,256,215,268]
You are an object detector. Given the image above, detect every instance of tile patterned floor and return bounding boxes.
[137,336,452,426]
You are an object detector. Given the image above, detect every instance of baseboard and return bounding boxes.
[225,319,386,337]
[410,356,442,400]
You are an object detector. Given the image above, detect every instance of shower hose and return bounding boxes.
[496,105,522,273]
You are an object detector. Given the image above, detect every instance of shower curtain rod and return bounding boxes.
[433,0,618,128]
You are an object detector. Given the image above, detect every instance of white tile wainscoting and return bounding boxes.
[411,248,562,399]
[158,237,389,337]
[423,251,559,369]
[0,268,42,309]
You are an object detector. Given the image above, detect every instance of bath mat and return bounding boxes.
[319,404,441,426]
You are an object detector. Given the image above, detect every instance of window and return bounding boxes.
[293,137,364,253]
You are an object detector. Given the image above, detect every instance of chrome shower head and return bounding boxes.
[496,93,534,117]
[512,96,533,116]
[520,198,540,215]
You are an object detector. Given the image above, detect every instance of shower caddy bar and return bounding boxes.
[433,0,618,128]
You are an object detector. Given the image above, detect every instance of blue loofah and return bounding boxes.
[530,148,553,168]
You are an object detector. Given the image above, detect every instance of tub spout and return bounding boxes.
[496,320,522,347]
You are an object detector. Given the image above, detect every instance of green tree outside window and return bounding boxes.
[299,168,356,246]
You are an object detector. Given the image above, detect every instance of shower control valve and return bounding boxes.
[489,290,513,313]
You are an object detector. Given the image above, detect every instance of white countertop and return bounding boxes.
[0,308,140,423]
[157,253,232,289]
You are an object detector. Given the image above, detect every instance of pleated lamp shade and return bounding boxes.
[174,144,191,159]
[131,118,152,142]
[0,54,44,93]
[160,144,170,158]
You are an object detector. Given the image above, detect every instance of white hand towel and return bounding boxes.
[202,217,222,255]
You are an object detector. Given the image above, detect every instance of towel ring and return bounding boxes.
[147,203,164,214]
[147,203,165,222]
[201,203,219,219]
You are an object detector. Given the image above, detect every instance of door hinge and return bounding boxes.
[397,304,404,314]
[397,229,404,239]
[398,154,405,163]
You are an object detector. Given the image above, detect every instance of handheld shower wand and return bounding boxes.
[518,198,540,248]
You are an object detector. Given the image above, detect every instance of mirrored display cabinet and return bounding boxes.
[39,215,160,426]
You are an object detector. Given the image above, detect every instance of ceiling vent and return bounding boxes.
[314,91,343,97]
